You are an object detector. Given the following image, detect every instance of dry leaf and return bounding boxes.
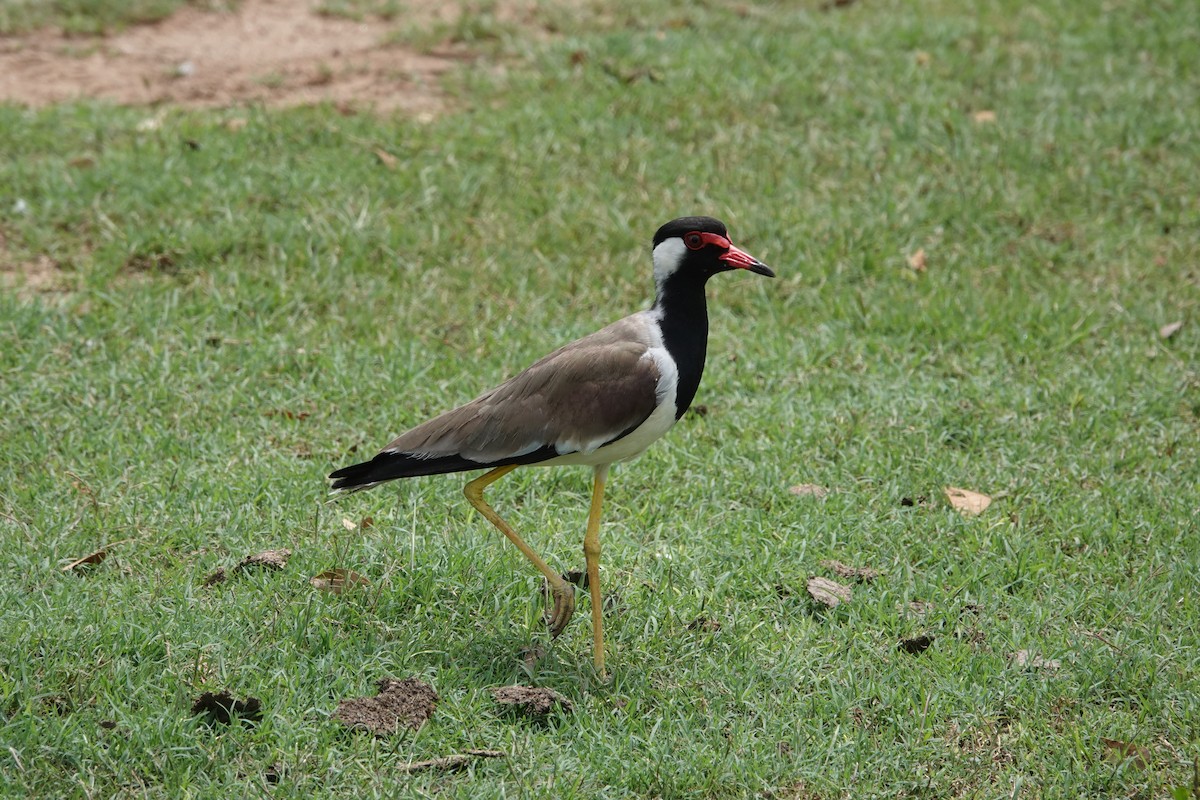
[972,110,997,124]
[360,516,374,530]
[311,568,370,594]
[789,484,829,498]
[821,559,880,582]
[333,677,437,735]
[237,548,291,571]
[915,50,932,66]
[373,148,398,169]
[265,408,309,420]
[1101,738,1150,769]
[806,576,852,608]
[341,517,357,531]
[1012,649,1061,671]
[61,549,106,572]
[491,685,573,716]
[907,248,927,272]
[945,487,992,515]
[1159,321,1183,339]
[399,750,505,774]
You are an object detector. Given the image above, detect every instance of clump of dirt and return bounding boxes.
[191,690,263,726]
[0,0,462,114]
[898,634,935,655]
[202,567,227,587]
[490,685,573,717]
[820,559,880,583]
[687,616,722,632]
[332,677,437,735]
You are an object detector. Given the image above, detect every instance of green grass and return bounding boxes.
[2,0,1199,796]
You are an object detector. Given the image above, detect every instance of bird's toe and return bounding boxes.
[545,582,576,638]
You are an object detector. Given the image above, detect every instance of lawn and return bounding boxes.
[1,0,1198,797]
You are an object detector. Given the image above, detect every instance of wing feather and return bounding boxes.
[382,315,661,464]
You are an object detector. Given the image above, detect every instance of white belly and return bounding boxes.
[540,344,680,468]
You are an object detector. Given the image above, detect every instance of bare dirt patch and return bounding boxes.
[0,0,468,114]
[490,684,573,717]
[332,677,437,735]
[0,231,73,295]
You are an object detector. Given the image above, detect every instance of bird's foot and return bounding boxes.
[545,582,576,638]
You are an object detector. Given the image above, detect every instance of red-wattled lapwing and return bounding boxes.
[329,216,773,674]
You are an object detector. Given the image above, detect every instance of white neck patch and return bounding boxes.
[652,237,687,286]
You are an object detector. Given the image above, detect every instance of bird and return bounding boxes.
[328,216,774,675]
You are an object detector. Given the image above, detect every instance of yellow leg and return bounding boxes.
[584,464,609,676]
[464,465,575,637]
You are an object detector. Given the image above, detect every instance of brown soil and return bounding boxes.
[332,677,438,735]
[191,690,263,725]
[490,684,573,717]
[0,0,470,114]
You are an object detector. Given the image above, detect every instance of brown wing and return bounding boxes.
[382,314,661,463]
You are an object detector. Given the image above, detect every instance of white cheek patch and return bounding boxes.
[652,238,687,285]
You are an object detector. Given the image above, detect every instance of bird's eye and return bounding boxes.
[684,233,704,250]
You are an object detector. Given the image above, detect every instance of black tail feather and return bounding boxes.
[328,452,488,491]
[327,445,560,492]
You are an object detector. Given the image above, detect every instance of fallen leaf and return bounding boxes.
[341,517,357,531]
[205,335,247,346]
[237,549,292,571]
[68,155,96,169]
[1012,649,1061,671]
[265,408,310,421]
[907,248,927,272]
[806,576,852,608]
[373,148,398,169]
[61,549,106,572]
[972,110,997,124]
[311,568,371,594]
[945,487,992,515]
[899,634,935,655]
[399,749,505,774]
[821,559,880,583]
[360,516,374,530]
[915,50,932,66]
[789,484,829,498]
[491,685,573,716]
[191,690,262,726]
[332,677,437,735]
[1101,738,1150,769]
[1159,321,1183,339]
